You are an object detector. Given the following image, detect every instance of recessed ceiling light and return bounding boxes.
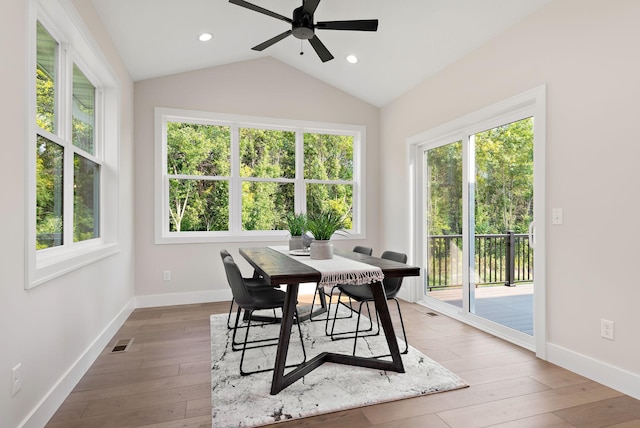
[198,33,213,42]
[346,54,358,64]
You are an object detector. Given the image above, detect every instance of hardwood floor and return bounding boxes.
[45,297,640,428]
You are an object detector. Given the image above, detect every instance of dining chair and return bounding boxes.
[220,249,276,329]
[222,255,307,376]
[308,245,373,328]
[329,250,409,355]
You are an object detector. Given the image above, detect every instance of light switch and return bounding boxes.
[552,208,563,225]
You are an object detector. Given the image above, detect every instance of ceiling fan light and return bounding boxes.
[346,54,358,64]
[198,33,213,42]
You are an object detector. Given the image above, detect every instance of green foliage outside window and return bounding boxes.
[165,122,356,233]
[427,118,533,236]
[240,128,295,230]
[74,155,99,242]
[36,21,56,133]
[72,64,95,155]
[426,141,463,237]
[36,136,64,249]
[167,122,230,231]
[35,20,101,249]
[304,134,354,228]
[474,118,533,234]
[426,118,534,288]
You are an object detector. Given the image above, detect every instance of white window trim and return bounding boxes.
[154,107,366,244]
[25,0,120,289]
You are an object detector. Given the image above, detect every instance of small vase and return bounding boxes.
[289,236,304,250]
[310,240,333,259]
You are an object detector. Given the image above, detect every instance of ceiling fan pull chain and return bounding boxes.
[300,39,304,56]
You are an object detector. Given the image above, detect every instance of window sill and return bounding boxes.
[28,241,120,289]
[154,230,365,245]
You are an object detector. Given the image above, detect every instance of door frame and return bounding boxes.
[405,86,546,358]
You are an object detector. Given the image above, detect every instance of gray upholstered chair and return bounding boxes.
[220,249,275,329]
[222,255,306,375]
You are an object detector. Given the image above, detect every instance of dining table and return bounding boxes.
[238,246,420,395]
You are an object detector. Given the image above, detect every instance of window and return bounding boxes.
[155,109,365,243]
[27,0,120,288]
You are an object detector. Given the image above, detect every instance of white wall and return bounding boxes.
[0,1,136,427]
[133,57,380,306]
[380,0,640,393]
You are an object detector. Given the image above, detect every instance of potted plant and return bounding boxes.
[306,211,346,259]
[285,212,307,250]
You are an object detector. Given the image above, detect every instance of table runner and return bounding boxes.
[270,246,384,286]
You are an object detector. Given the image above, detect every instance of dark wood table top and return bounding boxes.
[239,247,420,286]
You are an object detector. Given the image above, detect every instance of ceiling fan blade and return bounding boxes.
[308,35,334,62]
[316,19,379,31]
[303,0,321,15]
[229,0,292,24]
[252,30,292,51]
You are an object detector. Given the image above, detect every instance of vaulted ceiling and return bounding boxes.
[92,0,551,107]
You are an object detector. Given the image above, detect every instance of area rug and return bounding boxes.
[211,306,467,427]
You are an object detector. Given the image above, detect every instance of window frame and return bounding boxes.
[154,108,366,244]
[26,0,120,288]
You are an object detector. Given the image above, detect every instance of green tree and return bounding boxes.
[240,128,295,230]
[474,118,533,233]
[304,133,354,227]
[167,122,230,231]
[426,141,463,236]
[165,124,356,233]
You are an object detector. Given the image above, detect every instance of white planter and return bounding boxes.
[310,240,333,259]
[289,236,304,250]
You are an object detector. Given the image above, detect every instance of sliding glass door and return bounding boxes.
[419,106,542,351]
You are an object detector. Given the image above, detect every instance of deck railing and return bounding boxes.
[427,231,533,290]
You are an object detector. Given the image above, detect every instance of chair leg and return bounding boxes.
[231,308,244,350]
[231,306,280,340]
[355,299,408,358]
[227,298,237,329]
[393,298,409,354]
[231,307,280,350]
[329,294,377,341]
[352,301,366,355]
[308,285,322,322]
[294,309,307,364]
[237,309,307,376]
[238,310,254,376]
[363,301,380,335]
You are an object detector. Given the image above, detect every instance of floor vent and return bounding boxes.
[426,312,439,317]
[111,338,133,353]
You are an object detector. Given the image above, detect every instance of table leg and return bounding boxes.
[270,282,404,394]
[270,282,300,395]
[369,282,404,370]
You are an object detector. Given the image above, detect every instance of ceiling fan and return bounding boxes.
[229,0,379,62]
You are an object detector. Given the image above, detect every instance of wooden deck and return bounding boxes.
[428,283,534,335]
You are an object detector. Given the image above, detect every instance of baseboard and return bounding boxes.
[20,297,136,428]
[135,289,231,308]
[547,343,640,400]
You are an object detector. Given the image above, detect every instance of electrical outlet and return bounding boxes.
[163,270,171,281]
[601,319,615,340]
[11,363,22,396]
